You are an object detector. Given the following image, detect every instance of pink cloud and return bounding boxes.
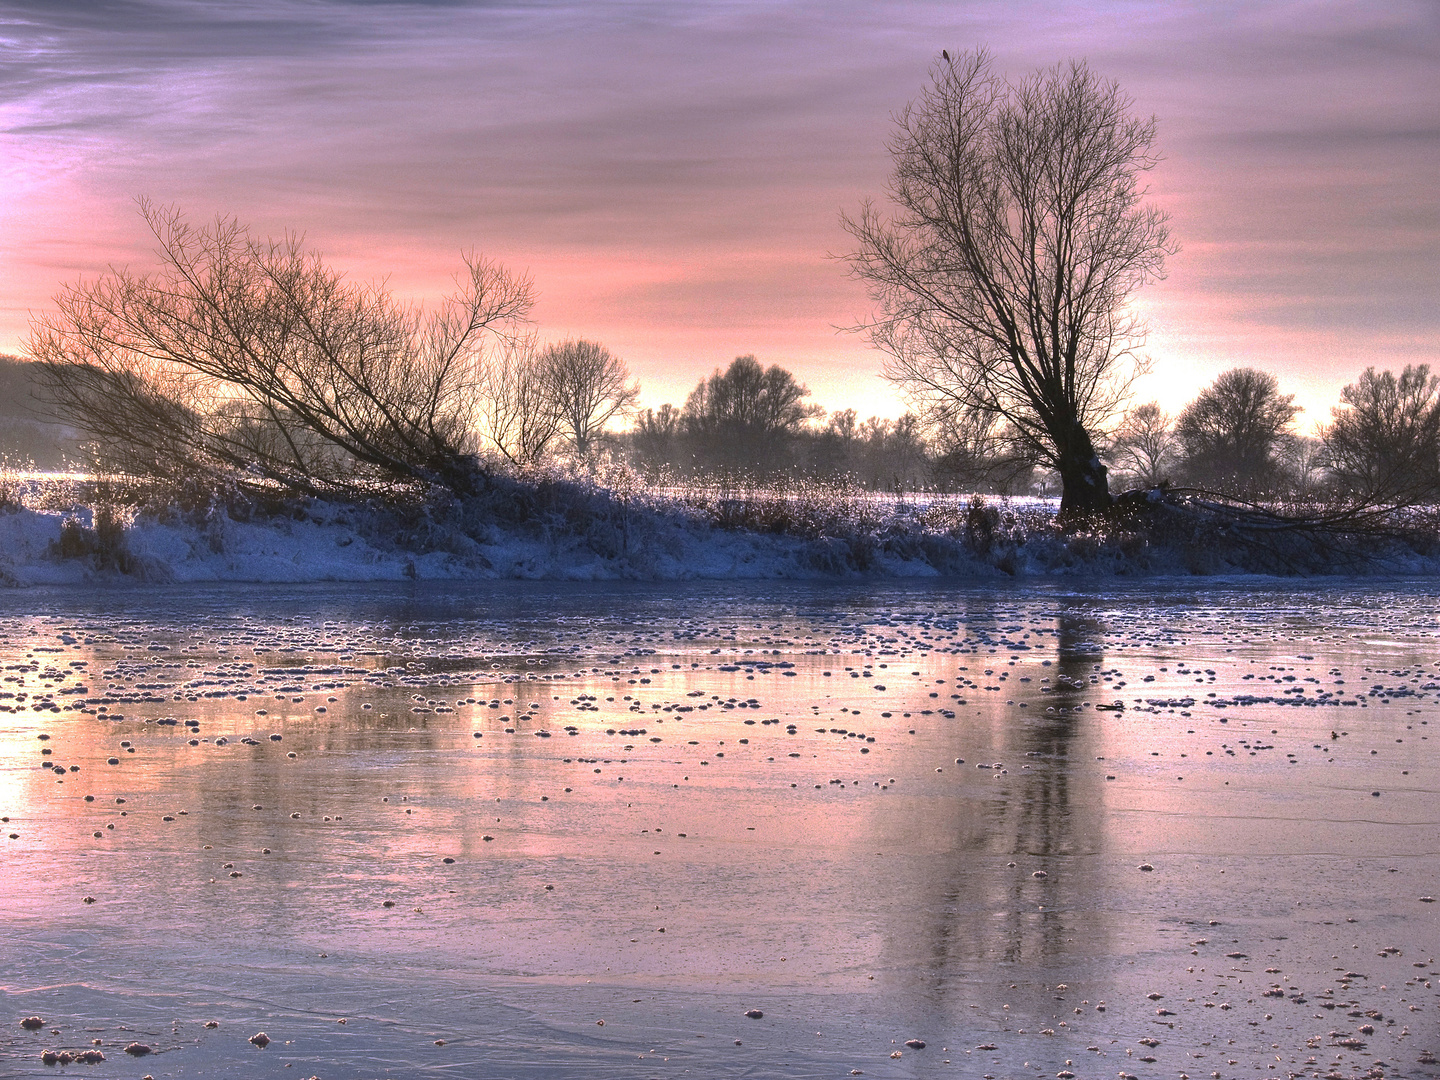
[2,0,1435,422]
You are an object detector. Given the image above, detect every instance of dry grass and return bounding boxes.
[5,460,1437,580]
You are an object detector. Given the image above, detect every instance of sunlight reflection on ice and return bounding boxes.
[0,579,1436,1078]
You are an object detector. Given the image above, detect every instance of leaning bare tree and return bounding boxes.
[846,49,1174,520]
[538,339,639,460]
[29,201,534,496]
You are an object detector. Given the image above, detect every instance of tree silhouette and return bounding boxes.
[1109,401,1176,488]
[1324,364,1440,501]
[680,355,821,473]
[847,49,1173,520]
[31,202,532,495]
[539,339,638,460]
[1175,368,1299,493]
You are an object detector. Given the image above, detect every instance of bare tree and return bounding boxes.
[927,401,1035,492]
[809,408,860,478]
[481,335,562,466]
[826,408,859,443]
[877,412,934,491]
[681,356,822,438]
[538,339,639,460]
[1277,434,1327,499]
[1175,368,1300,494]
[680,355,823,474]
[1108,401,1176,488]
[29,201,533,495]
[1323,365,1440,501]
[846,49,1174,520]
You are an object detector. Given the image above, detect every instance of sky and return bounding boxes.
[1,0,1436,431]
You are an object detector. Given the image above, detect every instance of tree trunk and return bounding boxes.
[1056,423,1114,524]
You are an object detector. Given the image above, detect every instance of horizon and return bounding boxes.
[2,1,1436,433]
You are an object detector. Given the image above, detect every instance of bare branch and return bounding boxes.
[845,49,1174,519]
[28,205,534,495]
[537,339,639,460]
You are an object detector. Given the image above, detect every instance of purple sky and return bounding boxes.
[2,0,1436,429]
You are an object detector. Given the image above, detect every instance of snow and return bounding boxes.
[0,499,982,585]
[0,479,1434,585]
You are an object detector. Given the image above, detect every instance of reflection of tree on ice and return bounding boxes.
[872,604,1109,1040]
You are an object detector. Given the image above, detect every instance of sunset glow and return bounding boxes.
[2,0,1436,426]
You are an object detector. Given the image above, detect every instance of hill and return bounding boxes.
[0,355,85,470]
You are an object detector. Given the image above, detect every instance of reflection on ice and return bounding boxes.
[0,580,1436,1078]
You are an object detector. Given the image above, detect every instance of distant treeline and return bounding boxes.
[1106,365,1440,504]
[616,356,1440,504]
[622,355,939,490]
[10,345,1440,506]
[18,205,1436,509]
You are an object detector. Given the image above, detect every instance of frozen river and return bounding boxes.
[0,579,1436,1079]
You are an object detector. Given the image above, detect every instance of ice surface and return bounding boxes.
[0,579,1436,1078]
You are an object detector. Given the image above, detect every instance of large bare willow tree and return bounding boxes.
[30,201,534,496]
[846,49,1174,518]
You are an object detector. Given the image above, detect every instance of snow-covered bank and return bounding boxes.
[1,479,1437,585]
[0,501,983,585]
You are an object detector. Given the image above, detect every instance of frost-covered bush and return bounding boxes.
[52,505,132,572]
[2,462,1436,584]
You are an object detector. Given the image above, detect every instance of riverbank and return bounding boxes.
[1,474,1436,585]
